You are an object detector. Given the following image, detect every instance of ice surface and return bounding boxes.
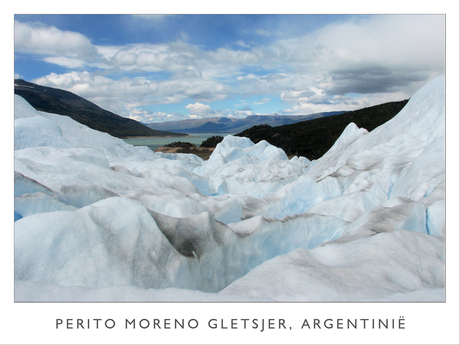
[220,230,445,301]
[14,76,446,301]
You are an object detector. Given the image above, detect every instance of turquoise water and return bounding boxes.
[123,133,232,152]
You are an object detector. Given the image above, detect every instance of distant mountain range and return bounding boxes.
[145,112,345,134]
[14,79,185,138]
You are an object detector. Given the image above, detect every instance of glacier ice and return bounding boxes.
[220,230,445,301]
[14,76,446,301]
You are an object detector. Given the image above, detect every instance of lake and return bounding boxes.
[123,133,234,152]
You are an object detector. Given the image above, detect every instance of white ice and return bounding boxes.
[14,76,446,301]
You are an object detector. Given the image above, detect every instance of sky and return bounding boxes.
[14,14,445,124]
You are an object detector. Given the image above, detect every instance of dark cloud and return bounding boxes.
[325,65,430,95]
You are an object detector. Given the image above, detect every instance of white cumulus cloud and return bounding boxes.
[14,21,97,60]
[185,102,216,116]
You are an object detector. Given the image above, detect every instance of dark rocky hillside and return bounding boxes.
[200,136,224,148]
[236,100,409,160]
[164,141,197,149]
[14,79,185,138]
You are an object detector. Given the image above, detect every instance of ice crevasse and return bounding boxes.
[14,76,445,301]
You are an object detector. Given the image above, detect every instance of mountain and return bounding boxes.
[236,99,409,160]
[14,79,185,138]
[146,112,344,134]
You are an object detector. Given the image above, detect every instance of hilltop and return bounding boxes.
[14,79,185,138]
[236,100,409,160]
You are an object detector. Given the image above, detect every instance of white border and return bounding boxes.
[3,1,459,344]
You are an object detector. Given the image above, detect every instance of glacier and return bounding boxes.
[14,76,445,302]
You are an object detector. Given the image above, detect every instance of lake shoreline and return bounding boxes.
[155,146,215,160]
[120,134,191,139]
[123,133,233,153]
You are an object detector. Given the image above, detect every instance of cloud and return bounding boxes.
[105,43,191,72]
[321,65,430,96]
[43,56,87,69]
[185,102,216,116]
[280,88,327,104]
[21,15,444,96]
[252,97,270,105]
[236,73,300,97]
[256,29,271,37]
[178,31,190,42]
[20,15,445,122]
[14,21,97,60]
[208,48,260,65]
[127,108,185,123]
[235,40,251,49]
[230,109,254,118]
[281,90,315,101]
